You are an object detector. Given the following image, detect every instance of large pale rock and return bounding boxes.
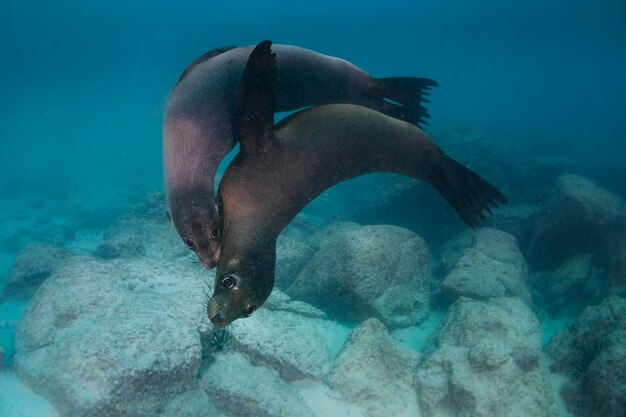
[202,352,316,417]
[14,255,209,417]
[1,243,69,300]
[227,308,334,381]
[274,235,315,290]
[557,174,626,224]
[326,318,420,417]
[264,289,327,319]
[546,295,626,417]
[160,389,224,417]
[441,228,530,305]
[289,224,430,328]
[95,230,145,260]
[96,208,188,263]
[415,297,556,417]
[436,229,477,276]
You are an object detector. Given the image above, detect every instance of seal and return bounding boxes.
[163,43,438,268]
[207,41,507,327]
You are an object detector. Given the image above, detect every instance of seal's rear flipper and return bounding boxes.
[234,40,277,155]
[429,155,508,228]
[374,77,438,127]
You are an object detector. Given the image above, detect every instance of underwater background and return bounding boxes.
[1,1,625,416]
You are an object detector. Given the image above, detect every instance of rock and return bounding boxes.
[305,221,360,250]
[289,224,430,328]
[557,174,626,224]
[14,255,209,417]
[415,297,555,417]
[546,295,626,417]
[326,318,420,417]
[98,213,187,262]
[161,389,224,417]
[281,213,327,241]
[485,203,542,245]
[95,230,145,259]
[274,235,315,290]
[527,175,626,281]
[201,352,316,417]
[264,289,327,319]
[1,243,69,300]
[441,228,531,305]
[534,254,603,313]
[436,229,477,277]
[226,308,333,381]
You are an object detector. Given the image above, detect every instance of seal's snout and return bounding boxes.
[202,259,217,269]
[208,299,228,327]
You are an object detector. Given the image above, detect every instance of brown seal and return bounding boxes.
[163,43,437,268]
[208,41,507,327]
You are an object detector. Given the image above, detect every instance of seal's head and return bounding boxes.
[208,241,276,327]
[166,190,223,269]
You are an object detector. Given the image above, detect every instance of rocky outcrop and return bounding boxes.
[440,228,531,305]
[263,289,327,319]
[533,254,603,313]
[415,297,555,417]
[1,243,69,300]
[527,175,626,289]
[226,308,335,381]
[326,318,420,417]
[95,230,145,259]
[201,352,316,417]
[95,206,188,262]
[288,224,430,328]
[160,389,224,417]
[546,295,626,417]
[274,235,315,290]
[14,255,209,417]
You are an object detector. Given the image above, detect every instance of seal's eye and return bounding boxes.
[209,228,220,240]
[245,304,256,317]
[184,238,194,249]
[221,275,236,290]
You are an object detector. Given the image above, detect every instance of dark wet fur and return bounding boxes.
[176,45,237,86]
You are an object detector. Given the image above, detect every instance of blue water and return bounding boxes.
[1,1,625,416]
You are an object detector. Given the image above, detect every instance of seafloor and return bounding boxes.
[1,127,625,417]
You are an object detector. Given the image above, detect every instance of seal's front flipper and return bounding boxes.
[374,77,438,127]
[429,155,508,228]
[233,40,277,155]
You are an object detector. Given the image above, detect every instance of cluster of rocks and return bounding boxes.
[7,198,557,417]
[416,297,555,417]
[438,228,530,305]
[525,175,626,290]
[547,296,626,417]
[5,168,626,417]
[287,223,431,328]
[1,243,70,300]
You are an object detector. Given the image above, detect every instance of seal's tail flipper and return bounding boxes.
[429,155,508,228]
[373,77,438,127]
